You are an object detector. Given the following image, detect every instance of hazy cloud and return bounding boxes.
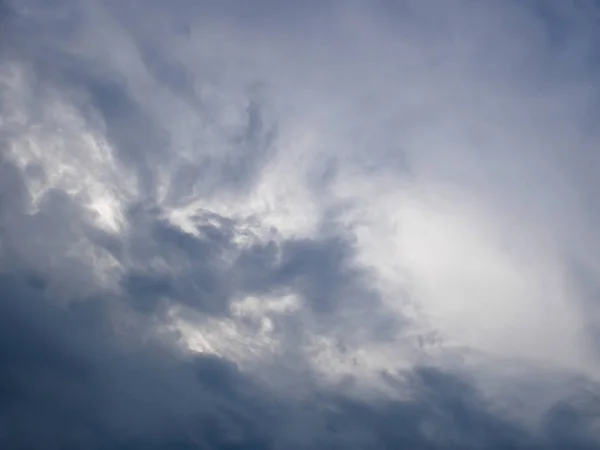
[1,0,600,448]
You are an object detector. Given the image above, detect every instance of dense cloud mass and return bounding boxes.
[1,0,600,448]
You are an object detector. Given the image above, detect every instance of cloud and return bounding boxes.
[1,0,600,448]
[0,272,584,449]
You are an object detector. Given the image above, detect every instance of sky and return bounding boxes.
[1,0,600,448]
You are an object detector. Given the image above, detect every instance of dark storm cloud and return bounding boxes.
[0,272,267,449]
[0,270,598,449]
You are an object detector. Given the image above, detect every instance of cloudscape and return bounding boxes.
[1,0,600,448]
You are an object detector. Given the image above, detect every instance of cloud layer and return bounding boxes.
[1,0,600,448]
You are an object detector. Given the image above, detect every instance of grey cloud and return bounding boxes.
[0,158,587,448]
[3,3,278,206]
[119,206,381,323]
[2,0,600,448]
[0,271,597,449]
[0,162,143,304]
[161,95,277,204]
[0,191,598,448]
